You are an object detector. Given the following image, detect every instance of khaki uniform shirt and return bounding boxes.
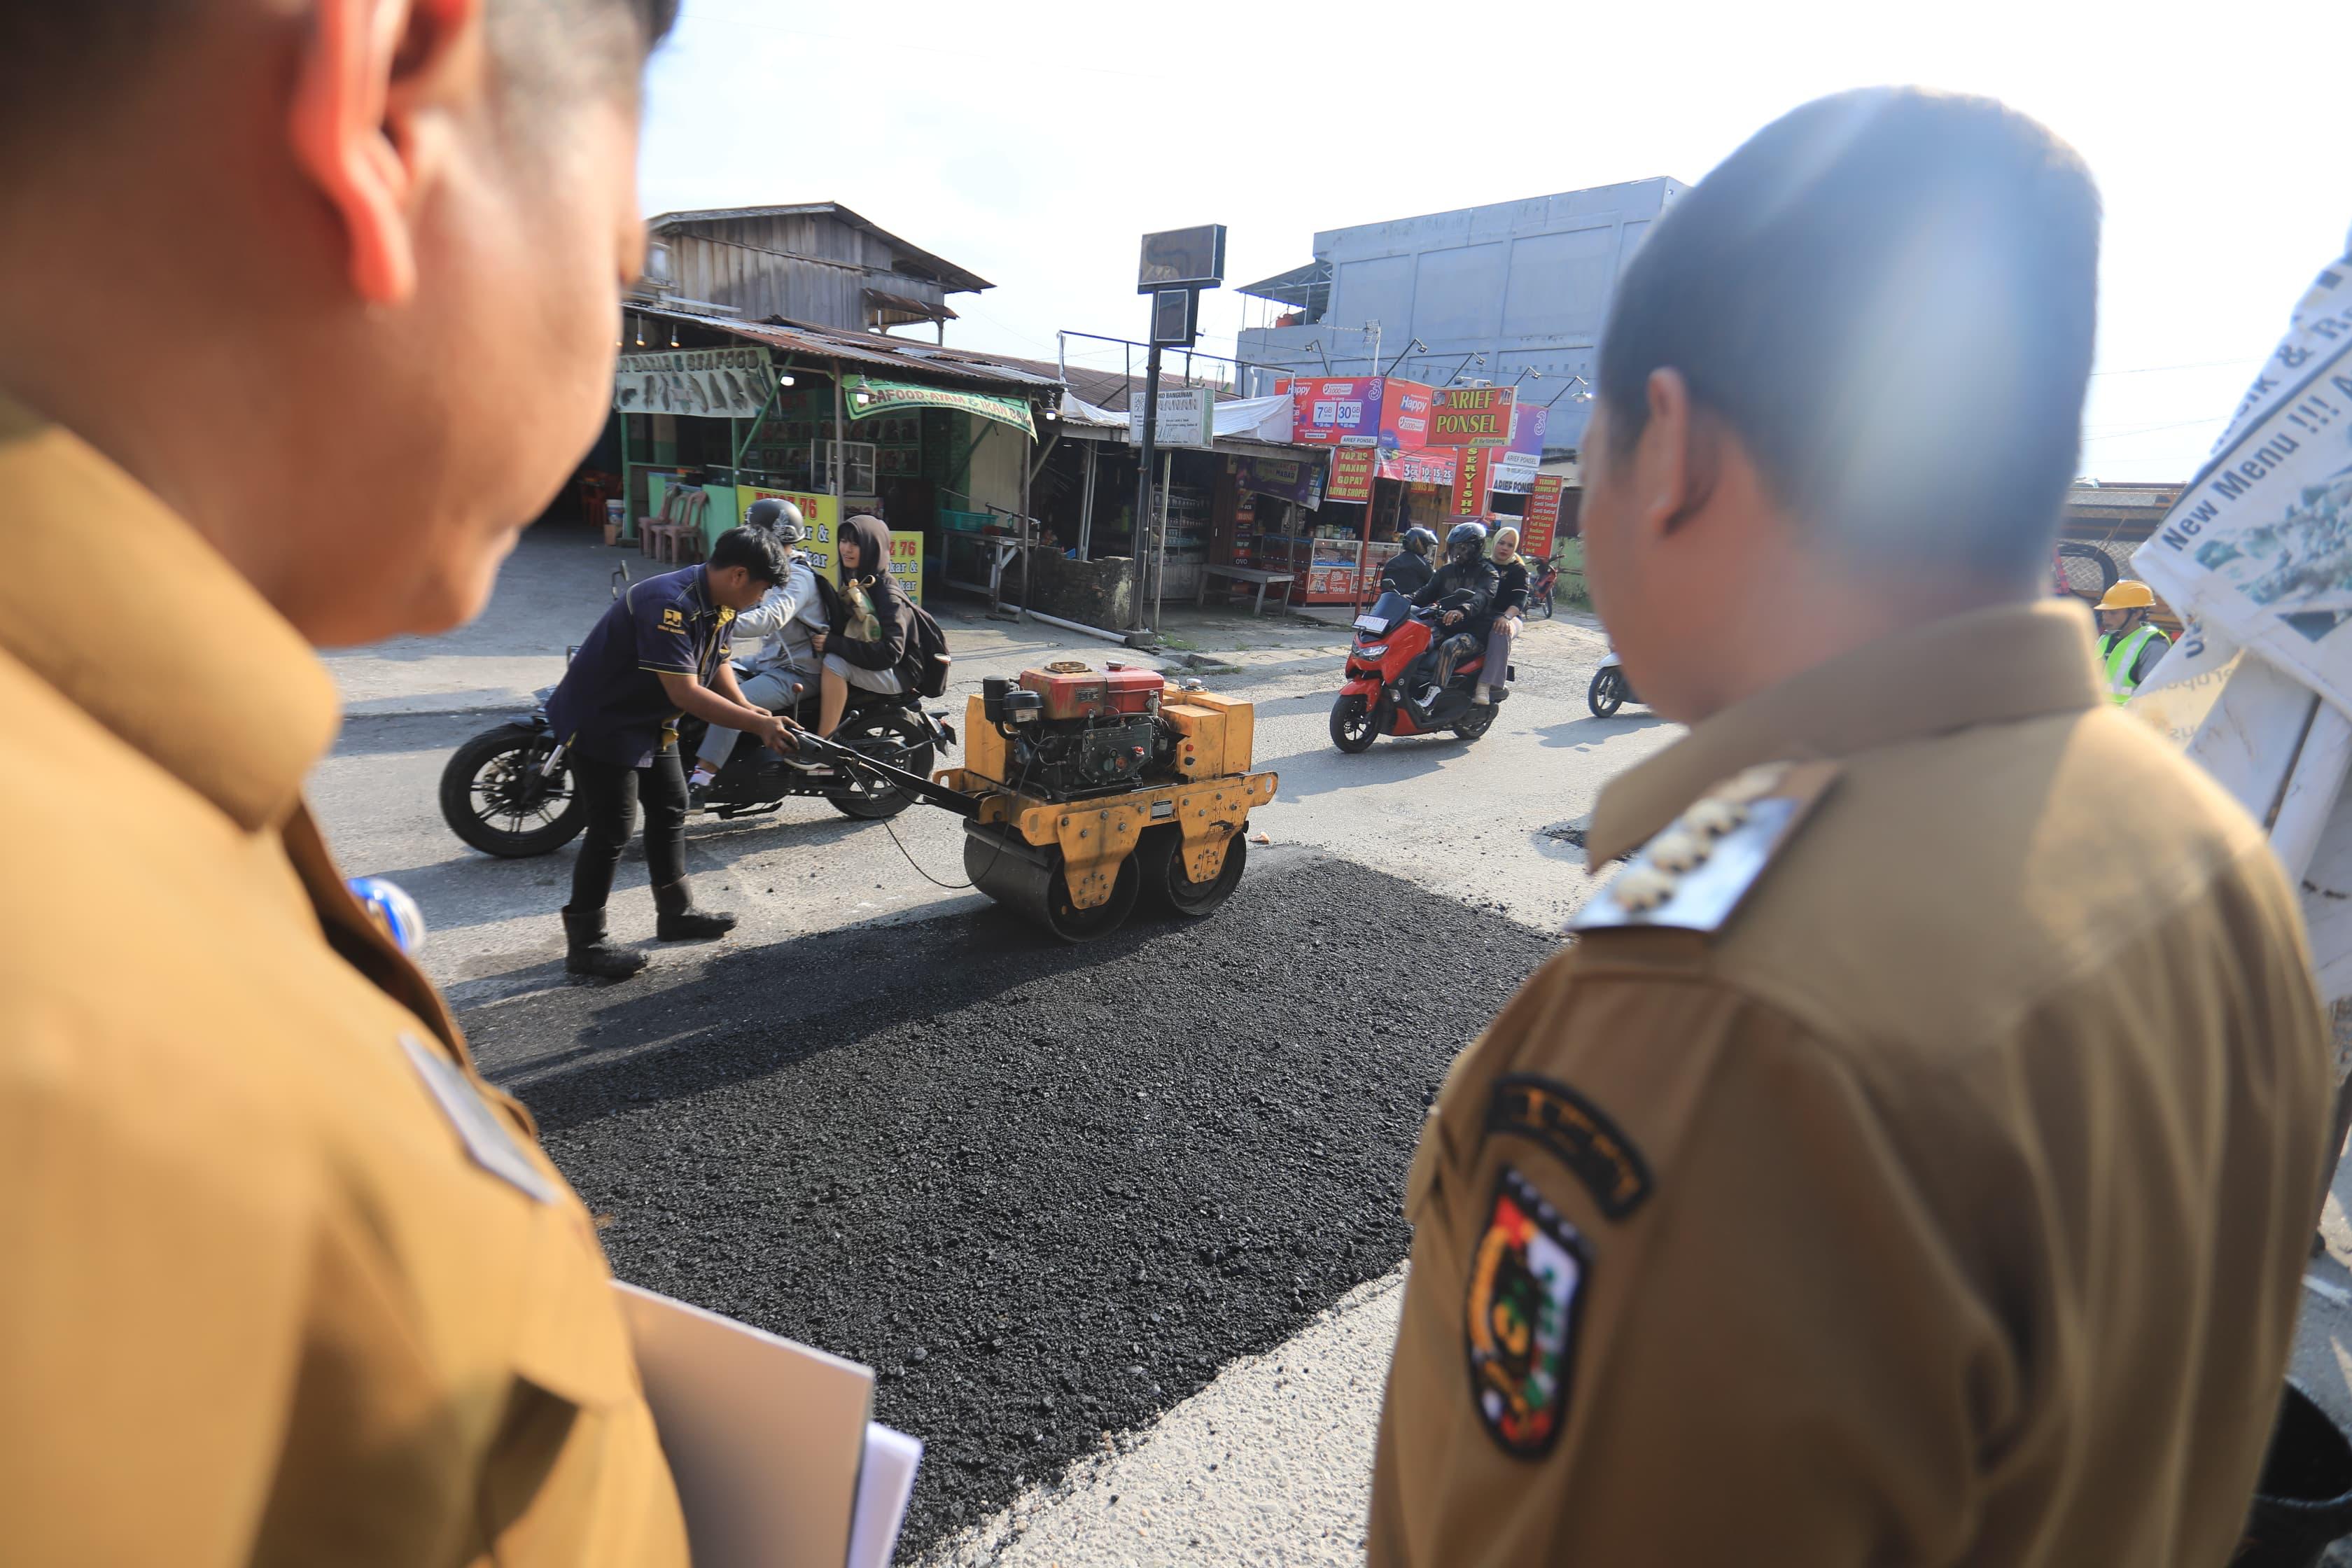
[1371,601,2334,1567]
[0,402,687,1566]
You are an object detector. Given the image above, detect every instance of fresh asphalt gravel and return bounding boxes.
[463,848,1562,1553]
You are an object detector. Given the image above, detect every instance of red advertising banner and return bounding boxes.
[1327,446,1377,503]
[1378,447,1457,485]
[1429,386,1518,448]
[1288,377,1434,448]
[1521,474,1564,559]
[1450,444,1494,514]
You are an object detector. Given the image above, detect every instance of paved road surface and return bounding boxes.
[309,530,2352,1564]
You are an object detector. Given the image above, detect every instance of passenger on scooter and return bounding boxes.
[1409,522,1499,702]
[1381,526,1441,596]
[1476,525,1529,707]
[816,513,913,740]
[690,496,826,796]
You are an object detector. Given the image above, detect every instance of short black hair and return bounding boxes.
[0,0,678,148]
[1597,88,2100,580]
[708,526,788,587]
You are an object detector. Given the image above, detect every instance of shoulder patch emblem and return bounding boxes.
[1487,1074,1651,1219]
[1465,1166,1589,1460]
[1571,758,1837,936]
[661,606,686,629]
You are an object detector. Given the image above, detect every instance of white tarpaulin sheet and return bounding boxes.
[2132,241,2352,717]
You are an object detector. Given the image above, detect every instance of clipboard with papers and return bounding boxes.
[615,1282,923,1568]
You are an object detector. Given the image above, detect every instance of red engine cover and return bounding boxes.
[1020,663,1164,720]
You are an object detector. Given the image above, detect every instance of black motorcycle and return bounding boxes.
[439,675,957,858]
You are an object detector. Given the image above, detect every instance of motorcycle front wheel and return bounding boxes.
[1530,589,1555,620]
[440,724,587,858]
[1330,693,1380,753]
[1588,667,1627,720]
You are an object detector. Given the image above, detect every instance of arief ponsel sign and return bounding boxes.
[1286,377,1433,449]
[1429,385,1518,447]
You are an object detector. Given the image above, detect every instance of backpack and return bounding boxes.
[899,601,952,698]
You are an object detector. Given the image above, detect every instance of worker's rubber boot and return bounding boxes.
[653,881,737,941]
[562,905,647,979]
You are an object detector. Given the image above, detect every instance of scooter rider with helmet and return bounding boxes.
[1408,522,1499,703]
[1381,526,1441,596]
[689,496,830,796]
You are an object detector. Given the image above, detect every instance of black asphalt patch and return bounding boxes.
[465,852,1560,1553]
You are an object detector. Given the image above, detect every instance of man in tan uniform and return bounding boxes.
[0,1,689,1562]
[1371,90,2337,1565]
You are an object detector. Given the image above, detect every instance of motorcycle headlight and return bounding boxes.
[1357,642,1388,659]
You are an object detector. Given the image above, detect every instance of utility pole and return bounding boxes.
[1130,330,1164,639]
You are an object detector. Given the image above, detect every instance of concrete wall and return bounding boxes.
[1236,177,1684,452]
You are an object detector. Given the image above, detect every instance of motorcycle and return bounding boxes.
[1587,649,1641,719]
[439,677,957,859]
[1527,556,1561,620]
[1329,589,1511,753]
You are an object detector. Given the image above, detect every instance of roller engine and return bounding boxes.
[979,664,1179,799]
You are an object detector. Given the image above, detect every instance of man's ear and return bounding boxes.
[288,0,482,305]
[1636,368,1721,540]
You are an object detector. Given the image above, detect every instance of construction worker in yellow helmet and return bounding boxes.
[2095,581,2170,704]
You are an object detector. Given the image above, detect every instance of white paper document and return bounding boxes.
[615,1282,922,1568]
[847,1422,924,1568]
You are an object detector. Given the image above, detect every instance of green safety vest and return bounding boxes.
[2101,623,2167,704]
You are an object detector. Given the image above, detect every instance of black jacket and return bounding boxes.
[1381,550,1434,596]
[1410,556,1498,621]
[1492,559,1530,617]
[821,514,913,673]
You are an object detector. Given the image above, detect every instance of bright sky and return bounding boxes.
[640,0,2348,482]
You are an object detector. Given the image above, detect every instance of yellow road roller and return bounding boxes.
[799,660,1278,941]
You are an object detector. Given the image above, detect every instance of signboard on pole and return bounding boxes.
[1138,225,1228,293]
[1429,386,1518,447]
[1521,475,1566,558]
[1127,386,1214,449]
[1328,447,1377,504]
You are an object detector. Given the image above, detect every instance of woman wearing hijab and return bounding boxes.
[816,512,913,738]
[1478,524,1530,707]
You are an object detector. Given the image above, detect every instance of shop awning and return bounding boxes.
[844,374,1035,440]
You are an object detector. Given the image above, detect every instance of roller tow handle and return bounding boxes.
[790,730,982,818]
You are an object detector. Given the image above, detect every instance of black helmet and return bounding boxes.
[1446,520,1489,562]
[745,496,806,545]
[1403,526,1438,557]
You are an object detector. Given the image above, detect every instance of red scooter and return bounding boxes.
[1329,589,1509,752]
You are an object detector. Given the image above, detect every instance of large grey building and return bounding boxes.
[1233,177,1684,451]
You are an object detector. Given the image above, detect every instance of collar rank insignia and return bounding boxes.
[1571,759,1837,936]
[1466,1166,1589,1459]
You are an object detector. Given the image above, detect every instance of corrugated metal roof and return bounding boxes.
[864,287,957,323]
[644,202,993,294]
[633,304,1060,395]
